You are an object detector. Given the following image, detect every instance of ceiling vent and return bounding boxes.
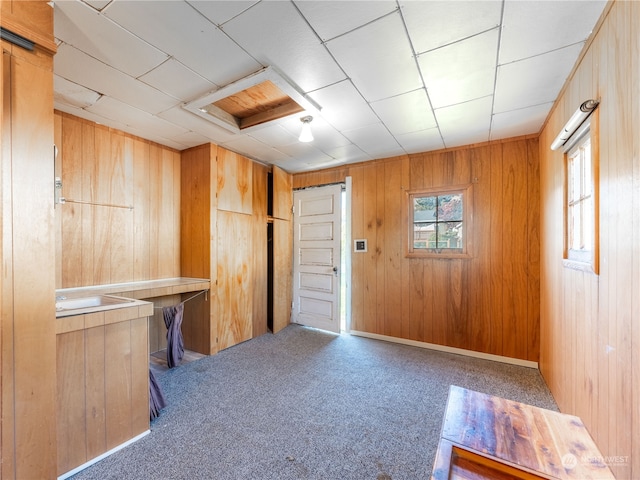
[182,66,321,134]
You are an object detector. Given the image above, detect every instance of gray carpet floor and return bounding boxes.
[70,324,558,480]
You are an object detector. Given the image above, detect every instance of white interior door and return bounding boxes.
[292,184,342,333]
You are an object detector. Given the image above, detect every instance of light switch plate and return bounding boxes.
[354,239,368,253]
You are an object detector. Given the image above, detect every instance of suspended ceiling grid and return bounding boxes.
[53,0,607,173]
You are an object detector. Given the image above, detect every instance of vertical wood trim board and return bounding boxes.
[293,142,540,363]
[538,1,639,478]
[2,39,57,479]
[252,163,268,337]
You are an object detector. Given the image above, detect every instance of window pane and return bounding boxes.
[569,154,580,202]
[569,203,581,250]
[413,221,435,249]
[583,197,593,251]
[408,187,469,257]
[583,141,592,196]
[414,196,437,223]
[438,194,463,221]
[438,222,463,249]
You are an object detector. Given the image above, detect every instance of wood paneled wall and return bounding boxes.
[1,2,57,476]
[294,137,540,362]
[539,1,639,478]
[54,111,181,288]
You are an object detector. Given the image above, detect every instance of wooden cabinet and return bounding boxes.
[272,218,293,333]
[180,146,293,349]
[1,3,57,478]
[56,306,152,477]
[272,165,292,220]
[269,165,293,333]
[180,143,218,354]
[180,144,261,353]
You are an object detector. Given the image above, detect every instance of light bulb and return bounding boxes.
[299,116,313,142]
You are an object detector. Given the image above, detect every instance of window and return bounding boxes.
[406,185,472,258]
[564,119,598,273]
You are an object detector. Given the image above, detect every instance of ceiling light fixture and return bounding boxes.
[299,116,314,142]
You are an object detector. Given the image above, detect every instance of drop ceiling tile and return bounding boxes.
[253,148,292,166]
[491,102,553,141]
[188,0,260,25]
[294,0,397,42]
[53,101,130,133]
[342,122,402,158]
[167,131,213,149]
[324,144,370,165]
[157,106,238,145]
[395,127,444,155]
[401,1,502,54]
[55,44,180,115]
[276,142,334,165]
[222,1,345,92]
[82,0,111,12]
[139,59,217,102]
[327,12,422,102]
[500,0,607,64]
[418,29,499,108]
[307,80,379,132]
[103,0,261,86]
[86,96,190,139]
[222,135,289,163]
[494,43,584,113]
[54,0,168,78]
[371,89,436,136]
[435,96,493,148]
[54,75,101,108]
[248,124,299,147]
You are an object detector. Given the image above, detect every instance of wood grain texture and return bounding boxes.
[56,315,149,476]
[0,0,56,54]
[55,111,182,288]
[217,211,253,348]
[539,2,637,478]
[2,43,58,480]
[252,163,268,337]
[217,147,252,214]
[293,142,540,362]
[272,218,293,333]
[84,325,106,460]
[104,320,133,450]
[56,331,87,475]
[432,386,615,480]
[179,143,217,354]
[272,165,292,220]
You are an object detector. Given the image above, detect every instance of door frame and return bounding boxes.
[291,178,352,333]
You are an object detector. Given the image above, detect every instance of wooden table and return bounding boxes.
[431,386,616,480]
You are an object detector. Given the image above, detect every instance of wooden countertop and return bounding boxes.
[431,386,615,480]
[56,277,210,300]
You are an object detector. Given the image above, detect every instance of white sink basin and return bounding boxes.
[56,295,134,311]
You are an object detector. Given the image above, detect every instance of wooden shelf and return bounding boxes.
[56,277,210,300]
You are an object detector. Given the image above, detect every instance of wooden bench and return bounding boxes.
[431,386,616,480]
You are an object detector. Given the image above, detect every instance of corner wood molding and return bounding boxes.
[1,15,57,55]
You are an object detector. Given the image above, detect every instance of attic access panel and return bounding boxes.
[183,66,321,134]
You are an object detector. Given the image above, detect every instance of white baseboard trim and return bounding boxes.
[349,330,539,369]
[58,430,150,480]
